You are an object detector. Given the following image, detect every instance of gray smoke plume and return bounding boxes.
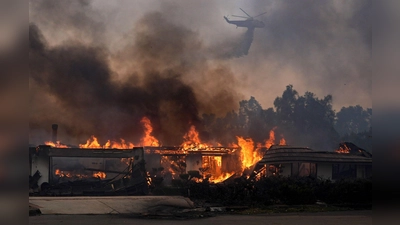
[29,0,371,147]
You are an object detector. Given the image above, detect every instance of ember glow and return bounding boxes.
[92,171,106,179]
[335,143,350,153]
[140,117,160,146]
[54,169,107,179]
[55,169,72,178]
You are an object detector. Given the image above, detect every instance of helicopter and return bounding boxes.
[223,8,266,56]
[224,8,266,28]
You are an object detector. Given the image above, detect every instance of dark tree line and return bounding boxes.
[201,85,372,152]
[335,106,372,152]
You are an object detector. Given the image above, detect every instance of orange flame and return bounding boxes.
[201,155,235,183]
[48,123,290,184]
[44,141,69,148]
[201,156,221,176]
[79,136,135,149]
[265,127,287,148]
[104,139,135,149]
[140,117,160,146]
[237,136,261,169]
[209,172,235,183]
[182,125,209,150]
[265,127,277,149]
[335,144,350,153]
[79,135,102,148]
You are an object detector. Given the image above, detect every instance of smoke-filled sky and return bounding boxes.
[29,0,371,145]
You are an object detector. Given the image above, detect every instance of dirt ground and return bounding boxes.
[29,210,371,225]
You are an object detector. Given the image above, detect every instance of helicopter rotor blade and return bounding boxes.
[253,12,267,18]
[232,15,249,19]
[239,8,252,18]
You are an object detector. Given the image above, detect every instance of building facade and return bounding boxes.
[254,145,372,180]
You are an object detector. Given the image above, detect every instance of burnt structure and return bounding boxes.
[29,146,148,196]
[254,145,372,180]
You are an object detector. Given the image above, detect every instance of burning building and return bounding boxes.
[29,119,371,196]
[31,115,372,197]
[29,119,288,195]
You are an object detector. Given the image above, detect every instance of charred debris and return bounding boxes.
[29,146,149,196]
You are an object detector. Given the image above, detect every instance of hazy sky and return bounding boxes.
[30,0,371,111]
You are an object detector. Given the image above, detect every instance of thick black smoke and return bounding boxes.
[29,6,242,145]
[30,23,200,145]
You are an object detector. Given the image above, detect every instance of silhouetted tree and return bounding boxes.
[335,105,372,136]
[201,84,369,152]
[274,85,298,128]
[262,107,278,130]
[274,85,339,150]
[238,96,271,142]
